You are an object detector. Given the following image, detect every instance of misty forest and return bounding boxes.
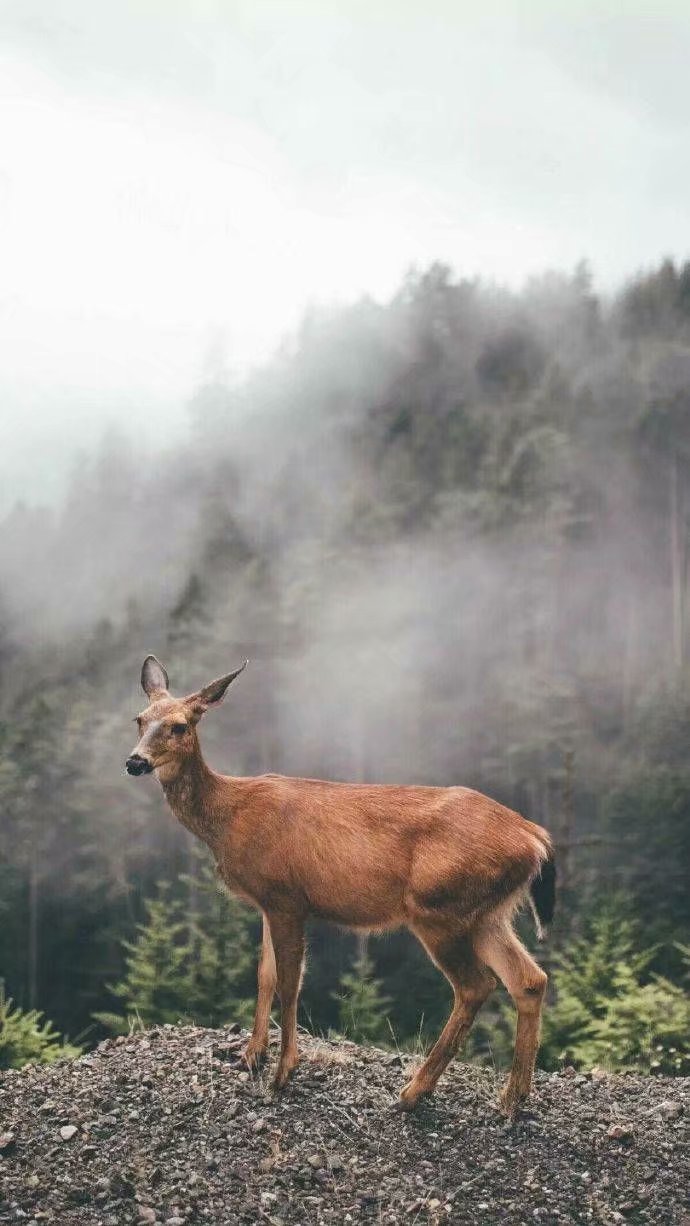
[2,257,690,1076]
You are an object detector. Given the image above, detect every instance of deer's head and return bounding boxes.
[125,655,247,781]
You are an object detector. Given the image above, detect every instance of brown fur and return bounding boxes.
[127,659,552,1113]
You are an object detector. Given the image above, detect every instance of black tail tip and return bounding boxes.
[530,852,556,928]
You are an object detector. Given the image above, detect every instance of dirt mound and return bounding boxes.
[1,1026,688,1224]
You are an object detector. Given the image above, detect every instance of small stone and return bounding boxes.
[138,1209,157,1224]
[652,1100,683,1120]
[562,1066,577,1078]
[0,1131,16,1153]
[307,1153,324,1169]
[606,1122,634,1142]
[428,1199,441,1210]
[111,1170,136,1198]
[165,1218,185,1225]
[251,1117,266,1133]
[212,1040,243,1060]
[66,1186,92,1207]
[59,1125,78,1142]
[590,1066,608,1081]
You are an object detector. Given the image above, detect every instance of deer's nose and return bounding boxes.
[125,753,154,777]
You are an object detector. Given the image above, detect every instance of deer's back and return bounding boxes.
[215,773,549,929]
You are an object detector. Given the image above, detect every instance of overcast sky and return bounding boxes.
[1,0,690,508]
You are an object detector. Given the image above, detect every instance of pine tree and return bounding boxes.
[94,875,256,1033]
[94,884,193,1032]
[540,905,690,1074]
[167,573,210,655]
[0,984,81,1069]
[184,864,255,1028]
[335,950,392,1045]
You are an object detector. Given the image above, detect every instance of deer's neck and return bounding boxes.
[159,739,228,847]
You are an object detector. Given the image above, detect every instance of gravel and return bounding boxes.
[1,1025,688,1224]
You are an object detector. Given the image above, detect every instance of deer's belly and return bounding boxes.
[296,851,409,929]
[305,891,405,930]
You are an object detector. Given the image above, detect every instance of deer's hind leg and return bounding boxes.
[474,917,547,1116]
[399,918,496,1110]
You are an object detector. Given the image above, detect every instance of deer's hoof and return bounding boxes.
[398,1080,428,1111]
[242,1042,268,1072]
[499,1085,526,1119]
[272,1060,298,1091]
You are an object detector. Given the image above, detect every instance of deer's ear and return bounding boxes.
[192,661,248,713]
[141,655,170,699]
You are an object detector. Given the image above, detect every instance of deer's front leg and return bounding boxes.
[244,913,277,1069]
[268,911,305,1090]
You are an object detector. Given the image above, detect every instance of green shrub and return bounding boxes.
[540,905,690,1075]
[94,874,255,1034]
[0,986,81,1070]
[334,950,392,1044]
[467,905,689,1076]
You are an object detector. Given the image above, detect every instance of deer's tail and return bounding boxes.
[528,844,556,941]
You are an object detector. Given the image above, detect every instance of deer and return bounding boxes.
[125,655,556,1116]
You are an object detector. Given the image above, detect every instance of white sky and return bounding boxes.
[1,0,690,507]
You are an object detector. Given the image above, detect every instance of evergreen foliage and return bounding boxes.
[94,875,255,1033]
[183,865,255,1029]
[540,907,690,1075]
[0,985,81,1070]
[334,950,392,1045]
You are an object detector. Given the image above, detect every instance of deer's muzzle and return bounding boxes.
[125,753,154,776]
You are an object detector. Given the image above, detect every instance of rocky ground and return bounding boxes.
[0,1026,688,1225]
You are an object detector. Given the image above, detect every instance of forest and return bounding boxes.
[1,258,689,1075]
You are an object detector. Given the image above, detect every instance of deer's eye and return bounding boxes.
[171,723,187,735]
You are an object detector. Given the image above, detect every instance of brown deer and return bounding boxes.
[126,655,555,1115]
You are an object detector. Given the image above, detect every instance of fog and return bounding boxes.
[0,263,677,818]
[3,2,690,510]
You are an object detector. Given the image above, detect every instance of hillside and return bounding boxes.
[0,1026,688,1225]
